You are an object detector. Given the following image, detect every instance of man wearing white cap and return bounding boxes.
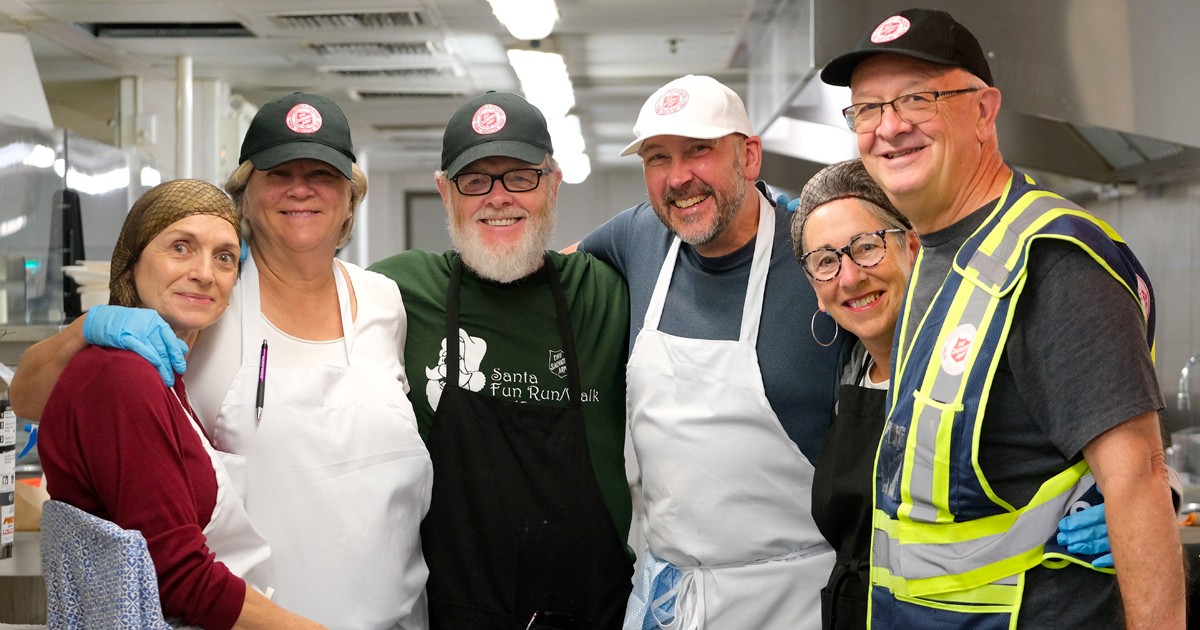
[575,75,846,628]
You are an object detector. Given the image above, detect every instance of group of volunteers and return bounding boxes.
[11,7,1185,630]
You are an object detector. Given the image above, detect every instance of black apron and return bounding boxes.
[421,255,632,630]
[811,354,888,630]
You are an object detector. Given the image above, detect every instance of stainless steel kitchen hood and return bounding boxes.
[754,0,1200,191]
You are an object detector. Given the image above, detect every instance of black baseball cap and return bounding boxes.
[821,8,993,88]
[441,91,554,178]
[239,92,356,179]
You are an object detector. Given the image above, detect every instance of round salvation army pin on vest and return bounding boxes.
[472,104,507,134]
[655,88,689,115]
[940,323,976,376]
[871,15,911,43]
[286,103,323,134]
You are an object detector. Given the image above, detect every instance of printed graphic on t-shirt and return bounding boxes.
[425,327,487,410]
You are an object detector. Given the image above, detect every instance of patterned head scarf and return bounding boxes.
[109,179,240,308]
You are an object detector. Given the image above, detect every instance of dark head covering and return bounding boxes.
[791,159,911,262]
[821,8,992,87]
[109,179,239,307]
[238,92,356,179]
[441,91,554,178]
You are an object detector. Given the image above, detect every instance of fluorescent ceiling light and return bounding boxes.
[507,49,590,184]
[487,0,559,41]
[557,152,590,185]
[548,115,585,155]
[507,49,574,119]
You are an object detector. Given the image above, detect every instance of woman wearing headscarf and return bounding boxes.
[791,159,918,630]
[39,179,324,629]
[15,93,432,629]
[792,160,1117,630]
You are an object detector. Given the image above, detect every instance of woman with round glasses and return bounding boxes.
[791,160,1114,629]
[790,159,920,629]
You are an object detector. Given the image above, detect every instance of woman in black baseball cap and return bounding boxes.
[15,92,433,629]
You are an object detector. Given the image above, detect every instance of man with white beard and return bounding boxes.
[369,91,634,630]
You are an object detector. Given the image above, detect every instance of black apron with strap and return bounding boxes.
[421,255,631,630]
[811,354,888,630]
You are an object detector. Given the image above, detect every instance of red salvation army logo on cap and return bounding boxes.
[871,15,911,43]
[286,104,323,134]
[655,89,689,115]
[940,323,976,376]
[472,104,507,135]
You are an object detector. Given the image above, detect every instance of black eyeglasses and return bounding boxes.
[800,229,905,281]
[450,168,549,196]
[841,88,980,133]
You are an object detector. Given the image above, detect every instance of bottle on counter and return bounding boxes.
[0,396,15,559]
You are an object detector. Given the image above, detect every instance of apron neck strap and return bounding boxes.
[445,255,582,408]
[642,194,775,344]
[240,251,355,364]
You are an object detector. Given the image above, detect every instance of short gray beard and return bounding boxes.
[683,174,744,247]
[653,153,746,247]
[449,208,557,284]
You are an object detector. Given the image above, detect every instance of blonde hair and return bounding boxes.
[224,161,368,249]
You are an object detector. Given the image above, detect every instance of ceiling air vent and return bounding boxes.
[270,11,434,31]
[350,89,465,100]
[81,22,253,38]
[309,42,445,58]
[326,67,457,79]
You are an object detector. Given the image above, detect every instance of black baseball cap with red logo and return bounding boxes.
[239,92,356,179]
[441,91,554,178]
[821,8,993,88]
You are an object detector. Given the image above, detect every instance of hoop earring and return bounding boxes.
[811,310,839,347]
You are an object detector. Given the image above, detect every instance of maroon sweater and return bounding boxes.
[40,346,245,630]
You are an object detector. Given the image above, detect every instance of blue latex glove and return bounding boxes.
[774,193,801,213]
[83,304,189,386]
[1057,502,1113,568]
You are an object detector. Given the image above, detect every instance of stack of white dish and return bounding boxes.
[62,260,111,312]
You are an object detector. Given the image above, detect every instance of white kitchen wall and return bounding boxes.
[1087,176,1200,431]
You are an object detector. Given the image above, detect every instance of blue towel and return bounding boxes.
[40,500,171,630]
[625,550,683,630]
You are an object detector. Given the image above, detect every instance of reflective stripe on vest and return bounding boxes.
[872,170,1153,602]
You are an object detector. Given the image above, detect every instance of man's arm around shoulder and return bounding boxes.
[1084,411,1186,629]
[9,317,88,419]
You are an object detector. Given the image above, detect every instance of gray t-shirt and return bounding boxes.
[908,201,1164,627]
[578,189,848,463]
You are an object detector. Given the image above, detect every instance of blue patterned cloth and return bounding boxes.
[40,500,172,630]
[624,550,682,630]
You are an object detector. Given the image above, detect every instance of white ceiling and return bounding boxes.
[0,0,759,170]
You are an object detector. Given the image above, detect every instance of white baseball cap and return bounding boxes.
[620,75,755,157]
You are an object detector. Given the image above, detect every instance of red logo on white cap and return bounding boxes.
[286,103,323,134]
[655,88,689,115]
[472,104,507,134]
[940,323,976,376]
[871,15,911,43]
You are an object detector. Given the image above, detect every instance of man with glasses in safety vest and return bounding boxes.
[823,8,1184,629]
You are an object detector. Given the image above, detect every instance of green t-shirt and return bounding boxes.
[369,250,632,546]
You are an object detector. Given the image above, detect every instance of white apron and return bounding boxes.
[625,196,833,629]
[212,254,433,630]
[171,387,271,581]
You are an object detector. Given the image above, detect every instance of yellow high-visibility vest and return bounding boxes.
[868,170,1154,628]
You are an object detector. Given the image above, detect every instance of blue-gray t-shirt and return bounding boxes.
[578,189,848,462]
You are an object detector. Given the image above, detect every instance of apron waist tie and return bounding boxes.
[630,547,826,630]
